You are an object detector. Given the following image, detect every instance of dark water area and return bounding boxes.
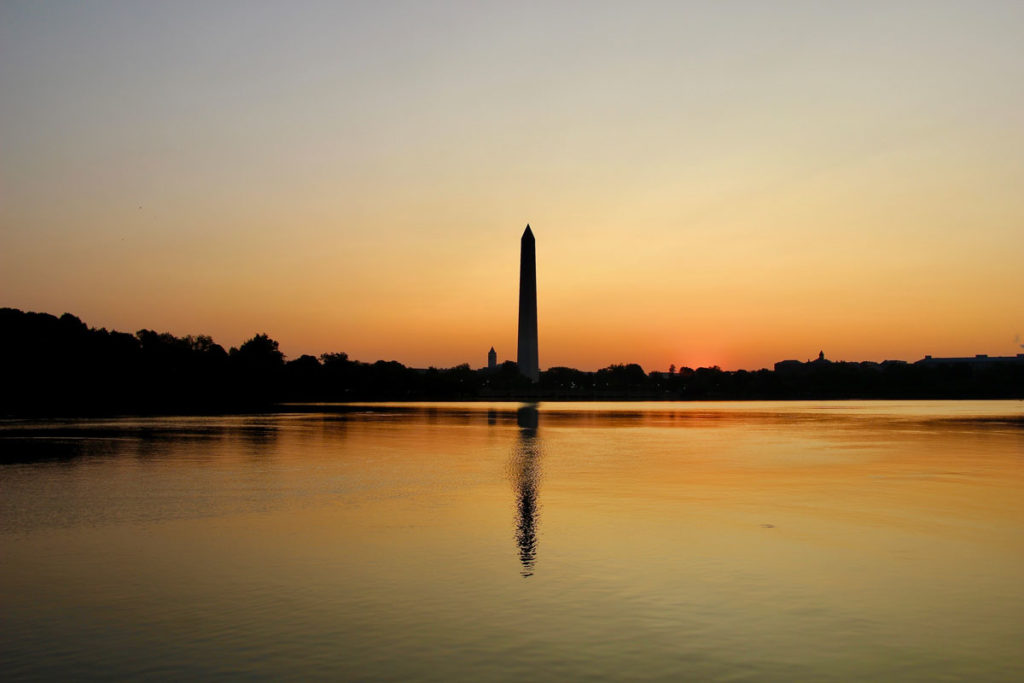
[1,401,1023,681]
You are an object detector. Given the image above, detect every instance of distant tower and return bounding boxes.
[517,225,539,382]
[488,346,497,370]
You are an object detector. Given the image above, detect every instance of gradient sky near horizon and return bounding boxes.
[2,1,1022,371]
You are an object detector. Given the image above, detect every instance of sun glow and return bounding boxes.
[2,3,1022,370]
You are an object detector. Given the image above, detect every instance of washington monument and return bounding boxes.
[517,225,539,382]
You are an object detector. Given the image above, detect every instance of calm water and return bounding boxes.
[2,401,1023,681]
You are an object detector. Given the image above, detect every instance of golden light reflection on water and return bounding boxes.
[1,401,1022,680]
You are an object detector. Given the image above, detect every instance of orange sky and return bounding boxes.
[2,2,1022,370]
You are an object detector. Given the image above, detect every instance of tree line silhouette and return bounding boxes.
[1,307,1021,415]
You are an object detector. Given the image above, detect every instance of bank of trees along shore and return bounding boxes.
[1,308,1021,416]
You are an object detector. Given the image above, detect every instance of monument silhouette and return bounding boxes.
[517,225,539,382]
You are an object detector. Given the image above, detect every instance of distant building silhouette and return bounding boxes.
[774,350,1024,375]
[774,359,803,373]
[488,346,497,370]
[517,225,539,382]
[917,353,1024,367]
[775,350,831,373]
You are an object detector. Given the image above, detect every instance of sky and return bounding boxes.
[2,1,1022,371]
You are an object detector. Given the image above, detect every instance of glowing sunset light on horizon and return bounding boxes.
[2,2,1023,371]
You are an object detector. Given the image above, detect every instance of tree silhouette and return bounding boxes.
[232,333,284,367]
[1,306,1022,416]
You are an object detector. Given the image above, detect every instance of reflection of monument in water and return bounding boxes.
[510,404,541,577]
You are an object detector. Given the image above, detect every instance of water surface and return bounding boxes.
[2,401,1022,680]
